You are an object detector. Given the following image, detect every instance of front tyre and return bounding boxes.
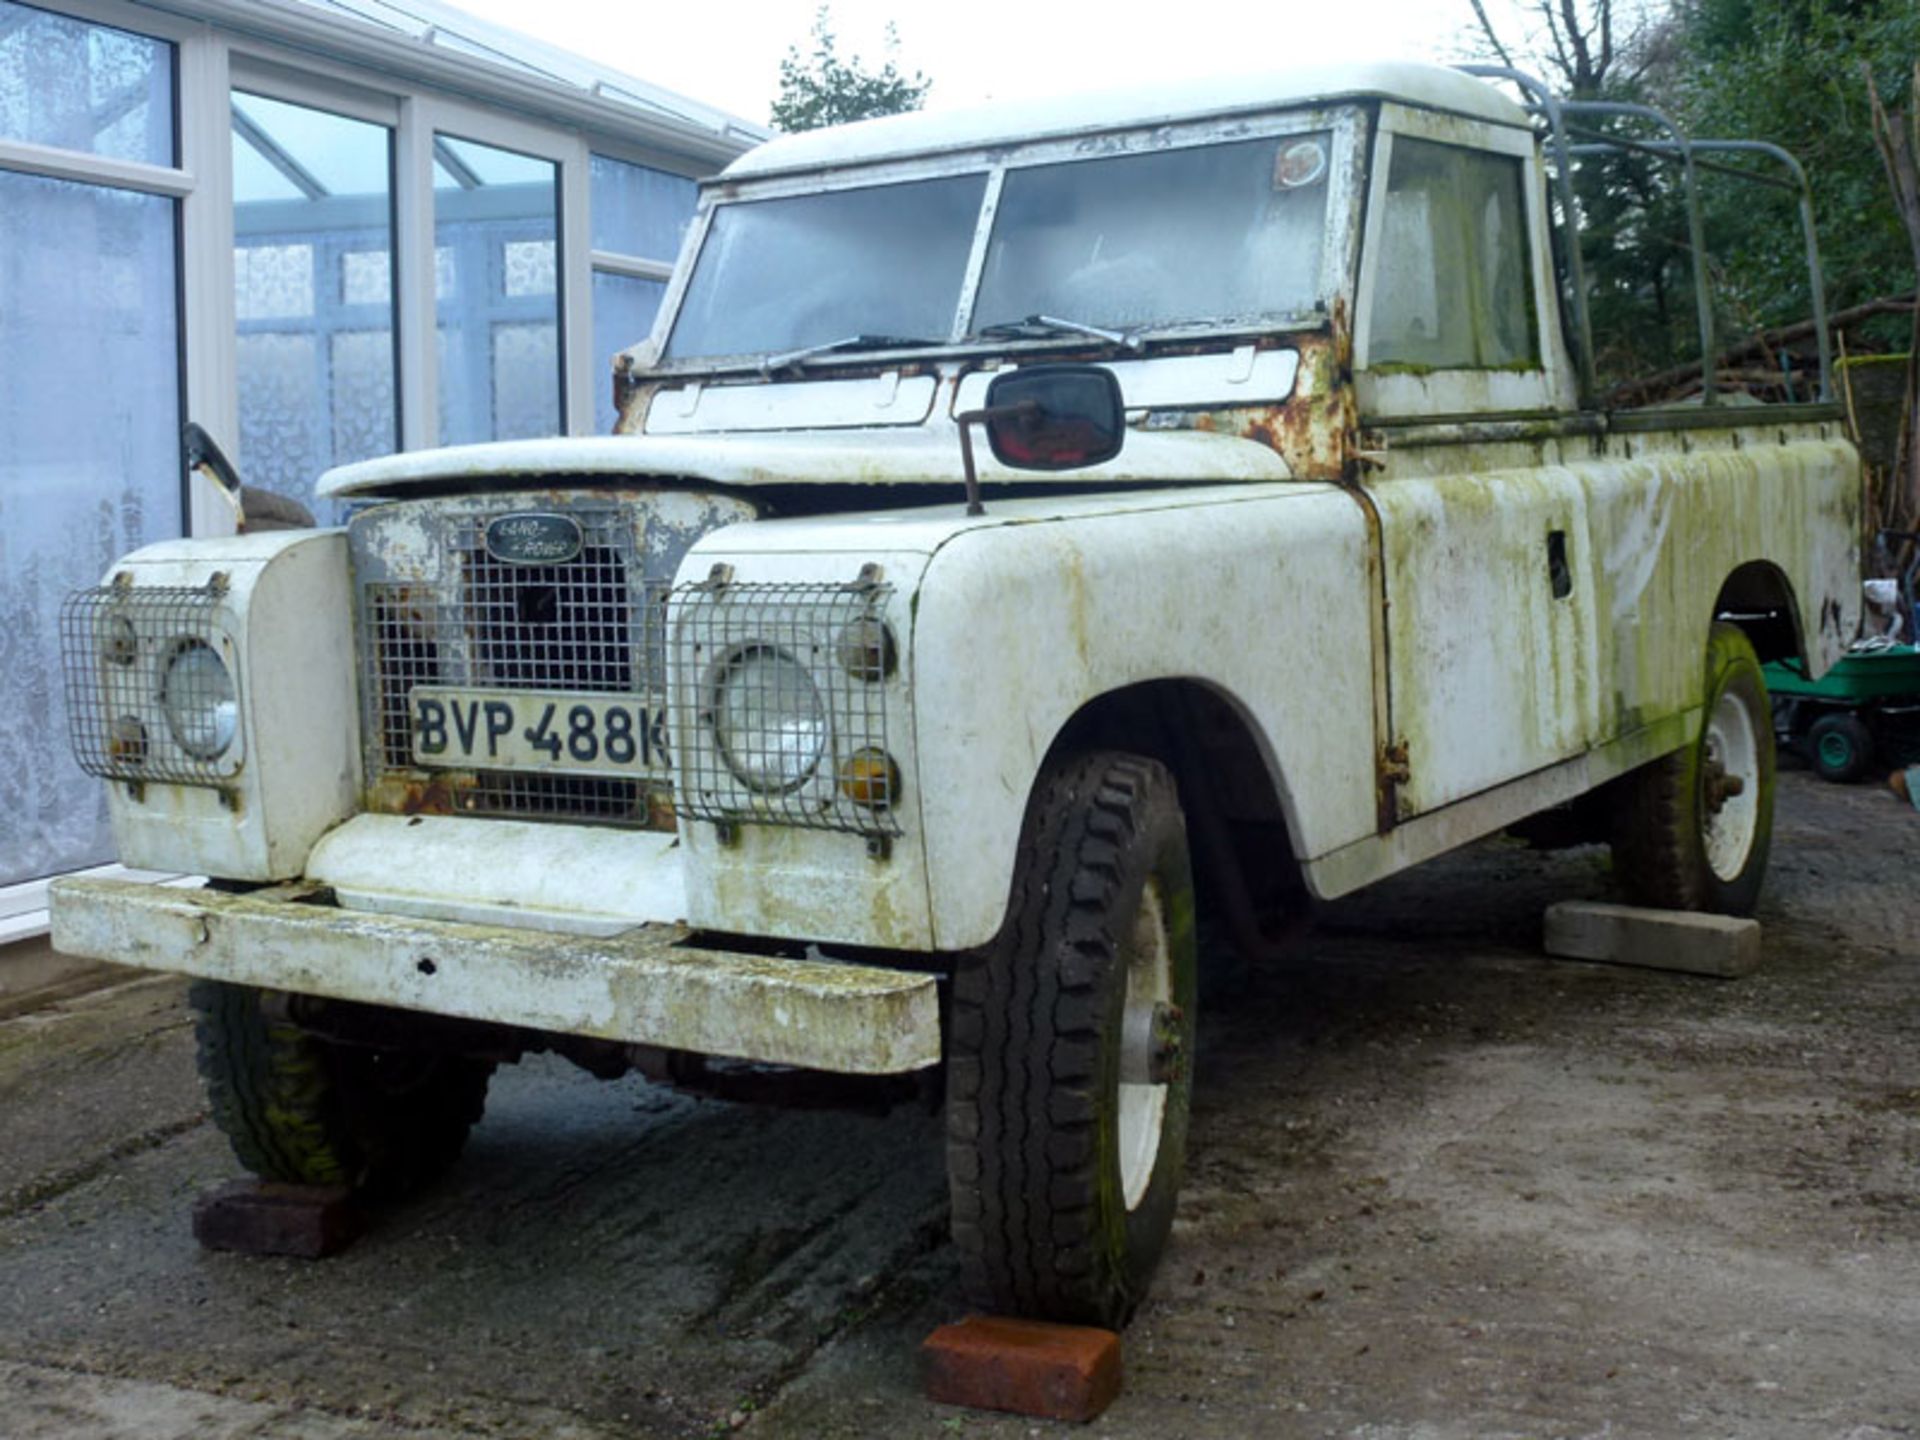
[1612,622,1775,915]
[947,752,1198,1329]
[190,980,493,1199]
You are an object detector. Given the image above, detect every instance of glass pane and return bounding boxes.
[593,270,666,432]
[331,330,395,464]
[590,153,695,260]
[435,133,560,445]
[0,0,173,165]
[503,239,555,296]
[975,135,1333,334]
[492,322,559,440]
[235,332,321,493]
[1368,138,1537,371]
[233,242,313,320]
[666,174,985,361]
[0,171,180,886]
[232,92,395,518]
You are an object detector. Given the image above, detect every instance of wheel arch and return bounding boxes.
[1714,559,1805,664]
[1026,677,1312,957]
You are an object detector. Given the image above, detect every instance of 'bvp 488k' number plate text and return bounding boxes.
[410,687,670,777]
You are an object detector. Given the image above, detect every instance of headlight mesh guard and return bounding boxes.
[667,579,901,838]
[60,581,240,787]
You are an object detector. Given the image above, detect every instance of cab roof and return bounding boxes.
[723,61,1527,181]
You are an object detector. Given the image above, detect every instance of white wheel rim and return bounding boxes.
[1118,879,1172,1212]
[1701,687,1760,881]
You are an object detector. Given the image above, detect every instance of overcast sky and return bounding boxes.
[442,0,1531,129]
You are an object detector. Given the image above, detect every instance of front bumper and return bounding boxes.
[49,878,940,1075]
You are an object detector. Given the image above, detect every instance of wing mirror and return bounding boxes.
[956,364,1126,516]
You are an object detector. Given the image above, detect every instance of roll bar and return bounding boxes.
[1456,65,1832,408]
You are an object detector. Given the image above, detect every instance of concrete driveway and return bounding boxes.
[2,769,1916,1438]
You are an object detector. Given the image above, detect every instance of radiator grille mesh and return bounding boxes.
[356,502,671,827]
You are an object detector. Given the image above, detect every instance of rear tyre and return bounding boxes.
[1807,712,1874,784]
[1611,622,1775,916]
[947,752,1197,1329]
[189,979,492,1199]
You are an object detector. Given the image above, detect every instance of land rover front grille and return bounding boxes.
[350,491,751,828]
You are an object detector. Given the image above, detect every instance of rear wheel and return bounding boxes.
[1807,711,1874,784]
[190,979,492,1198]
[947,752,1197,1328]
[1611,622,1775,915]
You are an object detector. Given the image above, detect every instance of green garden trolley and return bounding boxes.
[1767,530,1920,782]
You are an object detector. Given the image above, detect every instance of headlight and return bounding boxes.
[712,643,827,793]
[161,638,238,760]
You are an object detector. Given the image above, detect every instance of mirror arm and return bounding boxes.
[953,400,1037,518]
[183,421,248,530]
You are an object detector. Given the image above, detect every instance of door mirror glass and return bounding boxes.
[983,365,1126,471]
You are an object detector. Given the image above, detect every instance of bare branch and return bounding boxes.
[1559,0,1597,92]
[1536,0,1576,89]
[1467,0,1518,71]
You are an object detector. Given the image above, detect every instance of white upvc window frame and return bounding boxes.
[401,94,590,444]
[0,0,202,936]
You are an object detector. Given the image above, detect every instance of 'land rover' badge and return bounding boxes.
[485,513,582,565]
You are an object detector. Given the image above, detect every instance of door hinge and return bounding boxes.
[1379,738,1411,786]
[1375,738,1412,833]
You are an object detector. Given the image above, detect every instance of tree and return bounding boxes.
[1674,0,1920,325]
[1465,0,1666,98]
[1461,0,1920,391]
[1466,0,1697,382]
[769,7,930,133]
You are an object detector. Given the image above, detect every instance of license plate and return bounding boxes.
[410,687,670,777]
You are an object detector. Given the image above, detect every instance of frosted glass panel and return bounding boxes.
[593,271,665,432]
[436,133,560,445]
[0,172,180,887]
[331,330,395,464]
[492,322,558,439]
[233,242,314,320]
[236,332,321,492]
[0,0,173,165]
[233,92,395,519]
[503,239,554,296]
[590,153,695,261]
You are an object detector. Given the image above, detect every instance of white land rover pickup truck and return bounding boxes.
[53,62,1859,1327]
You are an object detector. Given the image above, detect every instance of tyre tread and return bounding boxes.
[948,752,1186,1326]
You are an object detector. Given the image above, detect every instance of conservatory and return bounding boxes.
[0,0,763,934]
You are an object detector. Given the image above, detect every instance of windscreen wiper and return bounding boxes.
[761,333,939,374]
[974,314,1145,352]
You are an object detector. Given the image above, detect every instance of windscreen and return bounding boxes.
[661,128,1340,364]
[972,134,1334,332]
[664,173,987,359]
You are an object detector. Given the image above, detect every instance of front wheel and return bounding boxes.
[946,752,1198,1329]
[1611,622,1775,915]
[190,980,493,1199]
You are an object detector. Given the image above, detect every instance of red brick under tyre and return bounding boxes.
[189,978,493,1200]
[946,751,1198,1329]
[1611,622,1777,916]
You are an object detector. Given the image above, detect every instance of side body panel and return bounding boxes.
[1369,425,1860,821]
[909,485,1378,951]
